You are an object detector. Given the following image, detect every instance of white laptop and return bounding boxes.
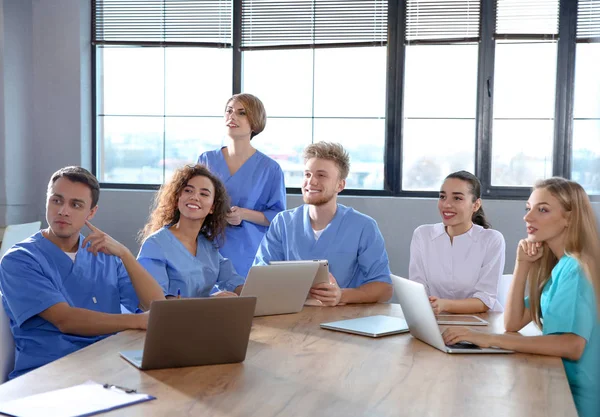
[240,263,319,316]
[320,315,409,338]
[392,275,513,354]
[269,260,329,285]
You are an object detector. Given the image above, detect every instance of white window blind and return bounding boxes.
[405,0,481,44]
[240,0,388,50]
[577,0,600,42]
[495,0,559,39]
[92,0,232,46]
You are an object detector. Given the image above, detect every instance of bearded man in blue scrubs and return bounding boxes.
[0,166,165,379]
[254,142,392,306]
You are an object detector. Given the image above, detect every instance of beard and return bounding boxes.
[303,190,336,206]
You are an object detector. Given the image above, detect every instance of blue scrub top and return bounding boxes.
[137,226,245,297]
[527,255,600,417]
[253,204,392,288]
[198,148,286,277]
[0,232,139,379]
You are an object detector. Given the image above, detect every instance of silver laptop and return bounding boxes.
[392,275,513,354]
[120,296,257,370]
[320,315,409,338]
[240,263,319,316]
[269,260,329,285]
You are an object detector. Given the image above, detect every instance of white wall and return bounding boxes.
[2,0,600,278]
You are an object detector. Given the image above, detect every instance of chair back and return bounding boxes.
[497,273,513,309]
[0,221,42,259]
[0,221,41,383]
[0,297,14,383]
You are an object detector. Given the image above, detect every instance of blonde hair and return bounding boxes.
[226,93,266,139]
[527,177,600,328]
[303,142,350,180]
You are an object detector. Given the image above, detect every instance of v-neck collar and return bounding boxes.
[302,204,345,250]
[219,146,259,180]
[164,226,200,260]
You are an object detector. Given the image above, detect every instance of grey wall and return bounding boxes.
[1,0,600,277]
[31,0,92,214]
[94,191,600,277]
[0,0,36,225]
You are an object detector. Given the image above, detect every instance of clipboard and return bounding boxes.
[0,380,155,417]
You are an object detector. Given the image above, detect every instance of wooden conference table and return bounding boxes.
[0,304,577,417]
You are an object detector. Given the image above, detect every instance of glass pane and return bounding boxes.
[402,119,476,191]
[98,116,164,184]
[313,119,384,189]
[242,50,313,117]
[164,117,227,180]
[404,44,478,118]
[98,47,164,115]
[572,120,600,195]
[493,42,557,118]
[314,47,386,118]
[491,120,553,186]
[254,117,313,188]
[165,48,232,116]
[573,43,600,119]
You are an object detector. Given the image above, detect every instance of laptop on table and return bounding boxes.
[392,275,512,354]
[240,263,319,316]
[120,296,257,370]
[320,315,409,338]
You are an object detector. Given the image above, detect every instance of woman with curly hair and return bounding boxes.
[137,164,244,298]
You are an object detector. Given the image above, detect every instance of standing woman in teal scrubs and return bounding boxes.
[198,94,286,277]
[443,178,600,417]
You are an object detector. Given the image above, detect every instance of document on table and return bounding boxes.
[0,380,155,417]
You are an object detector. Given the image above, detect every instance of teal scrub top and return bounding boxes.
[533,255,600,417]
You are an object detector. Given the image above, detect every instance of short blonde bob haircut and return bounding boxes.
[225,93,266,139]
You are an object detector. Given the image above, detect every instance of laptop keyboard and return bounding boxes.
[446,341,482,350]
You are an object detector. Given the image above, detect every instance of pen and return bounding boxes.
[177,288,181,299]
[103,383,137,393]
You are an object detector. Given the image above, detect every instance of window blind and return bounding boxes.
[495,0,559,40]
[92,0,232,46]
[577,0,600,42]
[240,0,388,50]
[405,0,481,44]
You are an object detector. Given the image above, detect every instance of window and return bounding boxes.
[240,0,388,190]
[242,47,387,189]
[402,0,480,191]
[93,0,233,185]
[92,0,600,196]
[491,0,559,186]
[572,0,600,194]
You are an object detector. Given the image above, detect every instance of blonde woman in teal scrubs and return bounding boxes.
[443,178,600,417]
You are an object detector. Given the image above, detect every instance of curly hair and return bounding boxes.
[138,164,230,244]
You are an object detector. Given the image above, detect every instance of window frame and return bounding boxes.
[91,0,597,199]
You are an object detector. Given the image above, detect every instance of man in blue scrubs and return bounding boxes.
[0,167,165,379]
[254,142,392,306]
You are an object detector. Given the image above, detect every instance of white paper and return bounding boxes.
[0,381,153,417]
